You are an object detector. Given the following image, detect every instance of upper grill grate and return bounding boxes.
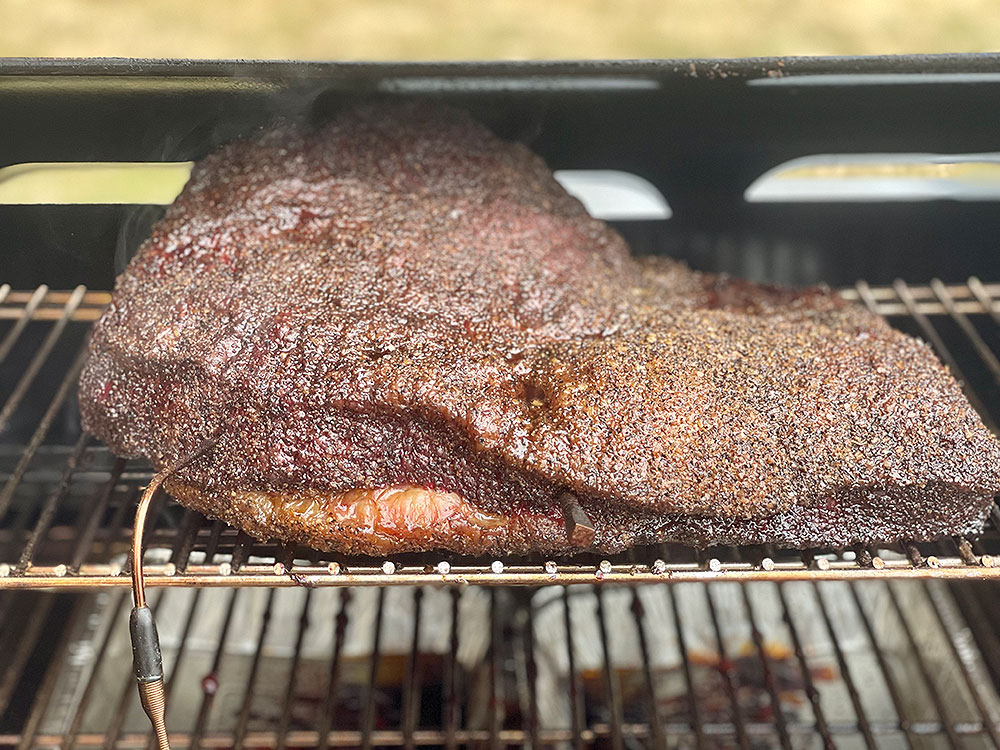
[1,280,1000,588]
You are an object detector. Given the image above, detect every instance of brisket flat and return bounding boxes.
[78,104,1000,555]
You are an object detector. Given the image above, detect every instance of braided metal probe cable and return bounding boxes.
[130,469,171,750]
[130,438,218,750]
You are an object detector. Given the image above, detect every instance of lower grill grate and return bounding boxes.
[3,580,1000,749]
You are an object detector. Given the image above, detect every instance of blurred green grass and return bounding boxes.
[0,0,998,59]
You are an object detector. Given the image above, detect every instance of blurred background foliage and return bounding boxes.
[0,0,997,59]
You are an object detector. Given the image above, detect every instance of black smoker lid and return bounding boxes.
[2,54,1000,288]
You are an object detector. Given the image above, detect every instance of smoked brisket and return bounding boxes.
[78,104,1000,554]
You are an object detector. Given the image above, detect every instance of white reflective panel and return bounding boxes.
[0,162,675,220]
[745,152,1000,203]
[553,169,672,220]
[0,162,194,204]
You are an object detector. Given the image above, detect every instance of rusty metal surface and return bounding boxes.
[2,557,1000,588]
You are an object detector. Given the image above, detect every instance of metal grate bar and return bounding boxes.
[275,589,313,750]
[199,522,225,570]
[776,582,836,749]
[189,587,240,750]
[229,532,252,574]
[924,582,1000,745]
[740,583,794,750]
[16,597,88,750]
[442,588,460,750]
[893,279,997,432]
[0,341,89,519]
[14,433,89,575]
[705,585,751,750]
[0,285,85,434]
[488,588,504,750]
[402,587,424,750]
[665,584,706,750]
[169,510,203,573]
[594,586,625,750]
[853,279,883,317]
[0,593,55,717]
[102,486,138,565]
[969,276,1000,327]
[931,278,1000,385]
[234,588,277,750]
[361,587,387,750]
[316,589,351,750]
[561,587,585,750]
[0,592,19,699]
[949,580,1000,682]
[9,559,1000,587]
[810,583,879,750]
[519,593,540,750]
[152,590,205,750]
[883,582,963,749]
[69,459,126,574]
[955,536,980,567]
[847,581,920,748]
[0,285,47,365]
[63,591,130,750]
[629,588,665,750]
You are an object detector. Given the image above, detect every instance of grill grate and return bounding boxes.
[3,580,1000,749]
[2,281,1000,587]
